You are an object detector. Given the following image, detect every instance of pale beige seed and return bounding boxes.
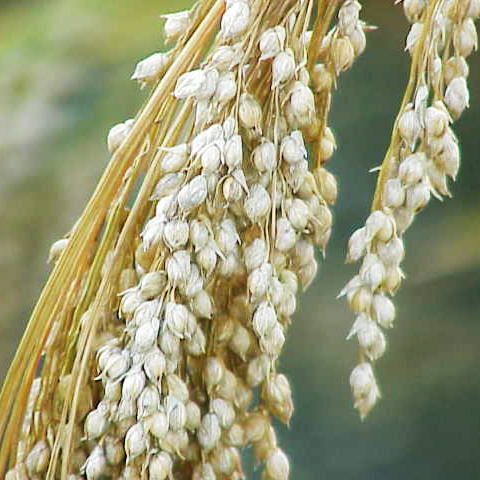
[162,10,190,43]
[198,413,222,452]
[266,447,290,480]
[331,37,355,74]
[26,440,50,475]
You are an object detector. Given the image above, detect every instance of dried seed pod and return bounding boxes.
[253,140,277,172]
[331,37,355,74]
[252,301,277,338]
[149,451,173,480]
[239,93,262,131]
[347,285,372,314]
[435,137,460,180]
[247,354,270,387]
[215,71,237,104]
[281,130,306,164]
[405,181,431,211]
[107,119,134,154]
[159,329,181,359]
[445,76,469,119]
[245,184,272,223]
[224,423,245,447]
[264,373,294,424]
[311,63,333,92]
[166,374,189,403]
[104,379,122,404]
[215,218,240,254]
[137,385,161,419]
[160,143,189,173]
[166,249,191,284]
[5,465,29,480]
[398,152,425,185]
[178,175,208,211]
[346,226,367,263]
[145,410,169,439]
[185,401,202,431]
[82,446,107,480]
[285,198,310,231]
[212,445,240,476]
[162,10,190,43]
[125,423,148,461]
[349,362,381,419]
[140,271,167,299]
[164,219,190,250]
[425,103,449,138]
[275,217,296,252]
[175,69,207,99]
[383,178,406,208]
[221,0,250,38]
[131,52,169,87]
[133,317,160,352]
[248,264,271,299]
[376,236,405,266]
[211,398,236,429]
[25,440,50,475]
[192,463,216,480]
[349,22,367,56]
[259,26,286,60]
[229,323,252,360]
[165,395,187,431]
[190,219,210,252]
[260,323,286,356]
[143,347,166,383]
[364,210,394,243]
[47,237,69,263]
[359,253,386,291]
[84,407,109,440]
[405,22,422,54]
[104,435,125,466]
[338,0,362,36]
[453,17,478,57]
[297,260,318,291]
[243,412,268,444]
[272,49,296,87]
[198,413,222,452]
[205,356,225,393]
[318,126,337,161]
[244,238,268,271]
[191,289,213,318]
[265,447,290,480]
[212,45,236,71]
[152,172,185,200]
[314,167,338,204]
[103,349,131,380]
[398,103,422,148]
[122,370,147,401]
[156,194,178,221]
[348,313,386,361]
[444,56,469,85]
[371,293,396,328]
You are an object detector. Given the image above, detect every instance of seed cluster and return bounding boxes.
[5,1,371,479]
[342,0,478,419]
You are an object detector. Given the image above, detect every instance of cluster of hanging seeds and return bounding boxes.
[342,0,478,419]
[4,1,370,479]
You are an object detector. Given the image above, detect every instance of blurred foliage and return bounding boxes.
[1,1,479,478]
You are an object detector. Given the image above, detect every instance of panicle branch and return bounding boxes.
[341,0,478,419]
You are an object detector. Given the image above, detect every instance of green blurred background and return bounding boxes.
[1,1,480,478]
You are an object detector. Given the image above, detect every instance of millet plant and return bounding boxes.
[1,0,477,478]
